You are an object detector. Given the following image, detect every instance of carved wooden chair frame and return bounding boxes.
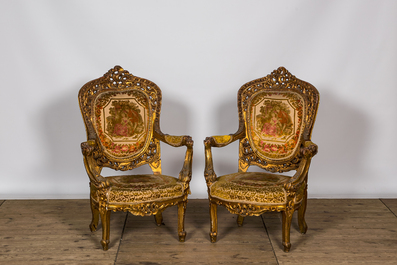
[204,67,319,252]
[79,66,193,250]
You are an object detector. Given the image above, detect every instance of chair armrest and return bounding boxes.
[177,136,194,183]
[163,134,193,148]
[81,141,108,189]
[153,130,194,182]
[153,127,193,147]
[284,141,318,190]
[204,131,245,186]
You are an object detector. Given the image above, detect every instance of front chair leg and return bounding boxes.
[209,200,218,243]
[178,201,187,242]
[99,208,111,251]
[282,208,294,252]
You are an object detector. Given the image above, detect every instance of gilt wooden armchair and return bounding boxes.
[78,66,193,250]
[204,67,319,252]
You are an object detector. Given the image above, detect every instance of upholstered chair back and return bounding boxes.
[237,67,319,173]
[79,66,162,173]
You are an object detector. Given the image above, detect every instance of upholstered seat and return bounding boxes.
[210,172,290,205]
[204,67,319,252]
[105,175,185,204]
[79,66,193,250]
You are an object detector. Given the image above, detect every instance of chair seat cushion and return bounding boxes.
[106,174,184,204]
[209,172,291,205]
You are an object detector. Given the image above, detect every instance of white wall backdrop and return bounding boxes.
[1,0,396,199]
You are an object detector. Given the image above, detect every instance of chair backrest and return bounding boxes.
[79,66,162,172]
[237,67,319,173]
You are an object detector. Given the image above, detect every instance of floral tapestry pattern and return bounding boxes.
[106,174,184,204]
[248,92,304,160]
[106,100,144,138]
[94,90,150,158]
[210,172,290,205]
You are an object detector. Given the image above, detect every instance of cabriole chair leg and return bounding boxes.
[237,215,244,227]
[209,201,218,243]
[178,201,187,242]
[99,209,111,251]
[154,211,164,227]
[298,190,308,234]
[89,197,99,232]
[282,209,294,252]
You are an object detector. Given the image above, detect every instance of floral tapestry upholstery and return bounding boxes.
[93,174,185,204]
[247,91,305,161]
[209,172,291,205]
[94,90,151,159]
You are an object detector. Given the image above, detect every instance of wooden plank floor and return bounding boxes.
[0,199,396,264]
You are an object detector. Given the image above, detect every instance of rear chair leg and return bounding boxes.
[154,211,164,226]
[237,215,244,227]
[89,196,99,232]
[298,188,308,234]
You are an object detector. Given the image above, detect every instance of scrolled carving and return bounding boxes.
[81,141,95,156]
[301,142,318,158]
[228,203,257,217]
[138,202,159,215]
[165,135,193,148]
[92,139,161,171]
[213,198,284,216]
[111,200,181,217]
[239,138,303,173]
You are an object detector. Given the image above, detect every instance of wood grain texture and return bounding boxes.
[0,199,396,264]
[116,200,277,264]
[381,199,397,216]
[0,200,126,264]
[262,199,397,264]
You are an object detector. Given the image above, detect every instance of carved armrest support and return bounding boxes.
[81,141,109,189]
[153,128,194,182]
[204,132,243,186]
[204,137,217,186]
[178,136,194,183]
[284,141,318,191]
[284,158,310,192]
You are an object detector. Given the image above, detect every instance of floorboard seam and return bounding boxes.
[0,200,5,207]
[114,212,129,265]
[261,215,279,265]
[380,199,397,218]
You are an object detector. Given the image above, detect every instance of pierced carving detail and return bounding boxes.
[213,198,284,216]
[93,140,161,171]
[110,200,183,217]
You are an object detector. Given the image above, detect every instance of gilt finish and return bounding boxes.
[204,67,319,252]
[79,66,193,250]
